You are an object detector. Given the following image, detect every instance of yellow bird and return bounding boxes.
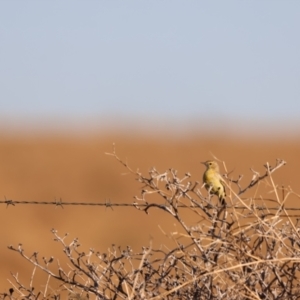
[202,160,226,205]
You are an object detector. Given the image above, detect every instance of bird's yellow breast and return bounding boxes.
[203,168,217,184]
[203,169,224,195]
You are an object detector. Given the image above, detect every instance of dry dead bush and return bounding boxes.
[1,149,300,300]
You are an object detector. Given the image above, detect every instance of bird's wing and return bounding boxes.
[218,173,226,196]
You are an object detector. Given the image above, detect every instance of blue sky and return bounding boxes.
[0,1,299,134]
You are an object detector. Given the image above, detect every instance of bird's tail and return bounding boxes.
[219,196,226,206]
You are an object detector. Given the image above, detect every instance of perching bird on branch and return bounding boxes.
[202,160,226,205]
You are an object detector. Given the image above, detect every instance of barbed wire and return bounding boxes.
[1,199,300,215]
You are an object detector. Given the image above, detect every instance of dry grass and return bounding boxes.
[2,145,300,299]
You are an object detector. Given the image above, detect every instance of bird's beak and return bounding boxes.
[200,162,206,165]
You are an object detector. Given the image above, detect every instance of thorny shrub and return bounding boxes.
[1,149,300,300]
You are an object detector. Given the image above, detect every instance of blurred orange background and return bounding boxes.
[0,131,300,293]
